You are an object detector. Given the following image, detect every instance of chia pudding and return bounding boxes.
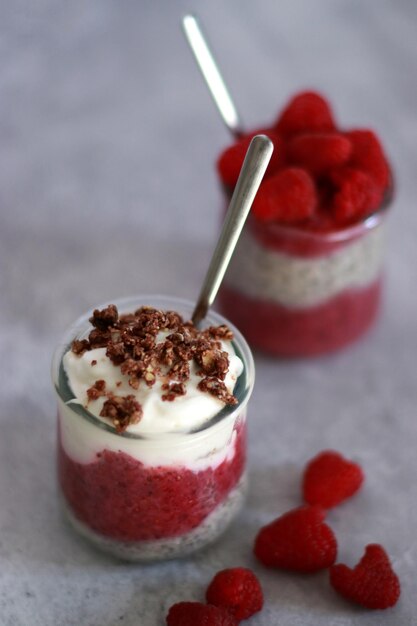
[52,296,254,561]
[216,91,392,356]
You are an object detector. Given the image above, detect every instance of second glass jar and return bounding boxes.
[220,200,390,356]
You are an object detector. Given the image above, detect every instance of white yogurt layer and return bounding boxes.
[225,225,384,308]
[63,338,243,434]
[60,336,244,469]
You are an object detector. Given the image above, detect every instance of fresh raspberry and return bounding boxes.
[288,132,352,175]
[254,505,337,573]
[206,567,263,621]
[217,129,284,187]
[303,450,364,509]
[252,167,317,223]
[345,129,390,191]
[330,544,401,609]
[329,167,382,224]
[275,91,336,136]
[166,602,238,626]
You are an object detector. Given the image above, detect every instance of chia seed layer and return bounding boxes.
[61,474,247,561]
[224,225,384,309]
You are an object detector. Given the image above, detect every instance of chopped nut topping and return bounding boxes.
[100,394,143,433]
[161,382,186,401]
[168,360,190,382]
[89,304,119,330]
[71,339,90,356]
[164,310,184,329]
[205,324,234,341]
[86,380,106,401]
[70,304,239,429]
[89,328,110,348]
[195,348,229,380]
[106,341,126,365]
[197,377,238,405]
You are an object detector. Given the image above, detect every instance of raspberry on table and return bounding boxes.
[206,567,263,621]
[166,602,238,626]
[254,505,337,573]
[303,450,364,509]
[345,129,390,192]
[275,91,336,136]
[288,132,352,175]
[252,167,317,223]
[330,544,401,609]
[217,129,285,188]
[330,167,382,224]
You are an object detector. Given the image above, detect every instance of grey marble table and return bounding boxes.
[1,1,417,624]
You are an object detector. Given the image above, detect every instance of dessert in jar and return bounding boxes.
[217,92,392,356]
[52,295,254,561]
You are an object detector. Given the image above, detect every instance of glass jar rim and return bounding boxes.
[52,294,255,440]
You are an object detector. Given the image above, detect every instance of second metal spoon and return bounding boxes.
[182,13,244,139]
[192,134,273,325]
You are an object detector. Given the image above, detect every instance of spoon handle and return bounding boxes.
[182,14,244,139]
[192,135,273,325]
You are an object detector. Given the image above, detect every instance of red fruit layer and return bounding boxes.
[346,130,390,191]
[58,422,246,542]
[217,92,392,230]
[252,168,317,223]
[220,279,381,356]
[287,132,352,175]
[275,91,336,137]
[330,167,383,225]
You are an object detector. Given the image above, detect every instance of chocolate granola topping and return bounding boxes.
[197,377,238,406]
[100,394,143,433]
[86,379,106,401]
[89,304,118,330]
[71,304,239,431]
[71,339,90,356]
[161,381,187,402]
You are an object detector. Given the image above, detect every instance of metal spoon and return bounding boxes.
[182,13,244,139]
[192,135,273,325]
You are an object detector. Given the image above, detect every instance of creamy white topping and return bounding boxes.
[63,338,243,435]
[58,397,244,468]
[59,334,245,468]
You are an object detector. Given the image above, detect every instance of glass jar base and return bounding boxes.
[61,474,247,562]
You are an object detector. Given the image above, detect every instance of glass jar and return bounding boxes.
[52,295,254,561]
[220,194,391,356]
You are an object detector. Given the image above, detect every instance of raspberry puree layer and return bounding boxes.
[220,279,382,356]
[61,475,247,561]
[58,422,246,542]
